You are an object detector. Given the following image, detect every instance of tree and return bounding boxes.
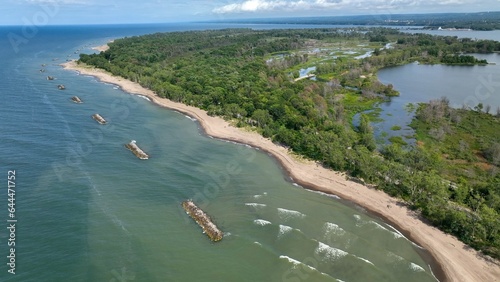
[359,114,376,151]
[251,109,272,128]
[484,143,500,165]
[485,104,491,114]
[475,103,484,112]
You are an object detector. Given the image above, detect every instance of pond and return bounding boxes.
[357,53,500,145]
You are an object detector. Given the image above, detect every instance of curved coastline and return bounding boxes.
[62,59,500,282]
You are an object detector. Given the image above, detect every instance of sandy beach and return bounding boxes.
[62,59,500,282]
[91,41,112,52]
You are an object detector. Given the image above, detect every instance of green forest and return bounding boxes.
[79,28,500,258]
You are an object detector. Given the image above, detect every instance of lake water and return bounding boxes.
[2,23,490,281]
[373,53,500,144]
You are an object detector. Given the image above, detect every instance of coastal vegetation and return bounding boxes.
[78,28,499,258]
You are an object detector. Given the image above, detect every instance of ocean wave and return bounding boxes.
[323,222,346,237]
[409,262,425,272]
[278,224,293,238]
[369,221,406,240]
[137,95,151,102]
[279,255,316,271]
[386,252,404,262]
[245,203,266,209]
[356,256,375,266]
[184,115,197,121]
[315,242,348,261]
[277,208,306,221]
[254,241,262,246]
[254,219,272,226]
[279,255,333,280]
[253,194,264,199]
[307,189,341,199]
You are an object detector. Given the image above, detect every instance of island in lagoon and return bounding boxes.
[64,27,500,281]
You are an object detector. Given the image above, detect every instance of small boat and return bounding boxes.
[57,84,66,90]
[71,96,82,103]
[91,114,106,124]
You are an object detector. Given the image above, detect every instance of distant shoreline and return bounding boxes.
[62,58,500,282]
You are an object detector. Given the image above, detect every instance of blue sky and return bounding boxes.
[2,0,499,25]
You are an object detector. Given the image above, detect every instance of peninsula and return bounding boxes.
[63,28,500,281]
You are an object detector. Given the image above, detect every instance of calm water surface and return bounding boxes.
[374,53,500,144]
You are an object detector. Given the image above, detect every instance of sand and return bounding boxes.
[91,41,112,52]
[62,59,500,282]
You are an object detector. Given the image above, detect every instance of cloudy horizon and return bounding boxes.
[1,0,498,25]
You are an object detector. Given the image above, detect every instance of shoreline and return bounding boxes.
[62,59,500,282]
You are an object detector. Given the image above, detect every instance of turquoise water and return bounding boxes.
[0,24,439,281]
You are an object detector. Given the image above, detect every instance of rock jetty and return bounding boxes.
[91,113,106,124]
[71,96,82,103]
[125,140,149,159]
[182,200,223,242]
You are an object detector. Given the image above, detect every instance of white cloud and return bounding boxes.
[23,0,89,4]
[212,0,487,14]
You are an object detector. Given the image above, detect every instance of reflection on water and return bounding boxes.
[368,53,500,145]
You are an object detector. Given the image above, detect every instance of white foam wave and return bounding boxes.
[370,221,404,239]
[254,219,272,226]
[137,95,151,102]
[113,86,119,89]
[224,232,232,237]
[308,189,341,199]
[387,252,404,262]
[278,225,293,238]
[315,242,348,261]
[253,194,263,199]
[245,203,266,208]
[409,262,425,272]
[356,256,375,266]
[184,115,197,121]
[292,182,302,188]
[279,255,328,277]
[353,214,363,227]
[385,224,406,238]
[387,224,424,250]
[277,208,306,221]
[254,241,262,246]
[323,222,346,237]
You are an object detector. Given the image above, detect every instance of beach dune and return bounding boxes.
[62,59,500,282]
